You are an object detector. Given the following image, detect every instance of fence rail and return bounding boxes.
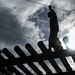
[0,41,75,75]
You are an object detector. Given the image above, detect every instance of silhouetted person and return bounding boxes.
[48,5,63,52]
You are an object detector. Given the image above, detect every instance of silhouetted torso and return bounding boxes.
[48,8,59,36]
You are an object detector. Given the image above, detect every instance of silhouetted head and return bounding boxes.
[48,5,52,10]
[63,36,69,45]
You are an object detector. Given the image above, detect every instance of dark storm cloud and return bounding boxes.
[29,7,50,40]
[0,8,29,47]
[0,0,50,54]
[0,7,45,55]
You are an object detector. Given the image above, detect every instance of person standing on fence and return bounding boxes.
[48,5,63,52]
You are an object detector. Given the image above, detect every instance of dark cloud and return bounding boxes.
[29,7,50,40]
[0,8,29,48]
[0,7,45,54]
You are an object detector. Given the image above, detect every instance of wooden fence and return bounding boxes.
[0,41,75,75]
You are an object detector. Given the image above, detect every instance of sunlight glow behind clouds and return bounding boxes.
[67,28,75,50]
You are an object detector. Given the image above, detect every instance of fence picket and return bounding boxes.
[0,41,75,75]
[2,48,32,75]
[14,46,43,75]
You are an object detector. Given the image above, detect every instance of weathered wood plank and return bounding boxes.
[14,46,43,75]
[2,48,32,75]
[38,41,62,73]
[25,44,52,74]
[0,68,12,75]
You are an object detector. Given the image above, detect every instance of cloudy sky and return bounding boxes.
[0,0,75,74]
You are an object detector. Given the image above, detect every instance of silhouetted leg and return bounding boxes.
[52,37,63,52]
[49,36,63,52]
[49,36,53,52]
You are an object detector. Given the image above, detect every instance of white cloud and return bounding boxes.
[0,0,52,25]
[53,0,75,10]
